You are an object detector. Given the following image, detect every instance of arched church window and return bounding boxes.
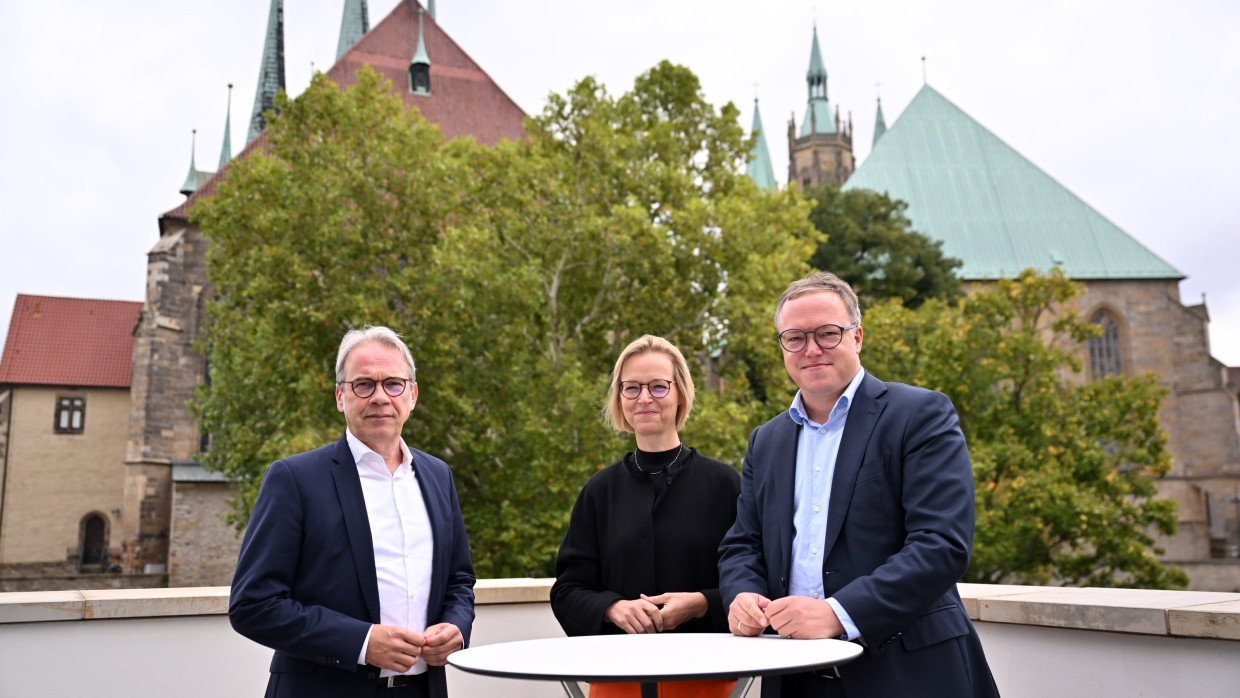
[1088,310,1123,380]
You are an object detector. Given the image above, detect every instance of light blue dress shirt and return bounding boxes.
[787,367,866,641]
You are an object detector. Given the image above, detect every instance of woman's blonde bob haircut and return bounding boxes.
[603,335,696,434]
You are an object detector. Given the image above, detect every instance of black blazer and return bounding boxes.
[230,434,475,698]
[719,373,999,697]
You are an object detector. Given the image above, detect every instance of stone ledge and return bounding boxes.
[4,582,1238,641]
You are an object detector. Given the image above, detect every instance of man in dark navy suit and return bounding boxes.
[230,326,475,697]
[719,272,999,697]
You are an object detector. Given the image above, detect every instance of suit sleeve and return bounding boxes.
[228,460,372,669]
[434,466,476,647]
[833,390,976,644]
[550,481,624,637]
[717,425,773,607]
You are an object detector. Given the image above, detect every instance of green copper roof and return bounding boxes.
[844,85,1182,281]
[247,0,286,143]
[872,97,886,147]
[336,0,370,61]
[428,0,437,21]
[179,130,214,196]
[799,26,835,136]
[746,99,777,190]
[218,84,233,170]
[411,7,431,68]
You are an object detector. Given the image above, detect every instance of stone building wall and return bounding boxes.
[0,386,129,565]
[124,223,211,571]
[168,464,242,587]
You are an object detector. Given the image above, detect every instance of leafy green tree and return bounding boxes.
[194,64,817,577]
[862,269,1187,588]
[804,184,962,308]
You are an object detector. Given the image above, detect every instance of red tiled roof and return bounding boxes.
[328,1,528,145]
[162,0,526,225]
[0,294,143,388]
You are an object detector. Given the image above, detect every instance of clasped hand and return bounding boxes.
[366,622,463,672]
[604,592,707,634]
[728,592,843,639]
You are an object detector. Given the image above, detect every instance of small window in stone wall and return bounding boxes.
[1088,310,1123,381]
[54,396,85,434]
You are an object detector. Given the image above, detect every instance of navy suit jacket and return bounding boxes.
[230,434,475,698]
[719,373,998,697]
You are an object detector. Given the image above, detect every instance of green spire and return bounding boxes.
[872,96,887,147]
[428,0,437,21]
[247,0,286,143]
[218,84,233,170]
[746,99,776,190]
[336,0,370,60]
[799,25,835,136]
[179,129,212,196]
[408,7,432,96]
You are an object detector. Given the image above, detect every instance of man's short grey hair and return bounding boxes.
[335,326,417,383]
[774,271,863,328]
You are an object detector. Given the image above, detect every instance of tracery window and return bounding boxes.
[1088,310,1123,380]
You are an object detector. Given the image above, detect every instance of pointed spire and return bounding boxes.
[799,25,835,136]
[746,99,777,191]
[408,7,432,96]
[247,0,286,143]
[873,96,887,147]
[428,0,437,21]
[218,84,234,170]
[180,130,204,196]
[336,0,370,61]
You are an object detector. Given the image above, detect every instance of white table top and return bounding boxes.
[448,633,863,684]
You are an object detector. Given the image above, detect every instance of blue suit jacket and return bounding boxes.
[230,434,476,698]
[719,373,998,697]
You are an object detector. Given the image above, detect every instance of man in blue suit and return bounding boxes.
[719,272,999,697]
[230,326,475,697]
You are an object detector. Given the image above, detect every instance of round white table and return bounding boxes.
[449,633,863,698]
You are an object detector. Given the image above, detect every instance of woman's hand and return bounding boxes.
[604,598,664,634]
[641,592,708,631]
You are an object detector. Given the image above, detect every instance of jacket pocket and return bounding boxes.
[898,603,971,652]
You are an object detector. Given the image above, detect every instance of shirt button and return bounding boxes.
[813,592,820,599]
[813,506,820,513]
[819,428,826,434]
[815,465,821,472]
[811,547,819,554]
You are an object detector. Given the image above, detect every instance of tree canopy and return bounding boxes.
[862,270,1186,588]
[194,65,816,577]
[804,183,962,308]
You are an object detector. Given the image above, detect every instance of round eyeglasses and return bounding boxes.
[338,377,413,399]
[619,379,673,400]
[777,323,859,353]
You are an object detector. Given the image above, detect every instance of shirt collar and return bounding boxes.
[345,428,413,476]
[788,366,866,427]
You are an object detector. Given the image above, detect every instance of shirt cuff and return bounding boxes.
[826,597,861,641]
[358,625,373,665]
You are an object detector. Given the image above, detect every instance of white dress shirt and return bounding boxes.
[787,367,866,641]
[347,429,434,676]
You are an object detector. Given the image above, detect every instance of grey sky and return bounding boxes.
[2,0,1237,364]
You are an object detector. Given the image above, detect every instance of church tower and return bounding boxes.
[247,0,286,143]
[787,25,853,188]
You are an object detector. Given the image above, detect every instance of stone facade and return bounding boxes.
[0,386,129,569]
[787,120,854,188]
[168,463,242,587]
[123,224,211,574]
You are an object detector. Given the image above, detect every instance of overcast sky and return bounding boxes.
[2,0,1238,365]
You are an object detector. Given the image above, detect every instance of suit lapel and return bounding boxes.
[822,373,887,558]
[411,452,445,620]
[330,435,382,623]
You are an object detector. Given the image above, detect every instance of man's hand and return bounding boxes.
[764,596,844,639]
[365,624,424,672]
[640,592,707,632]
[728,592,771,636]
[604,598,664,634]
[421,622,464,666]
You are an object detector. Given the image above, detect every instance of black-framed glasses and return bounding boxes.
[338,377,413,399]
[619,379,673,400]
[777,323,859,353]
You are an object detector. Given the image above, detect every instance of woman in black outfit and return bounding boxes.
[551,335,741,698]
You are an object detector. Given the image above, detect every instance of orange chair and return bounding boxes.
[588,679,737,698]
